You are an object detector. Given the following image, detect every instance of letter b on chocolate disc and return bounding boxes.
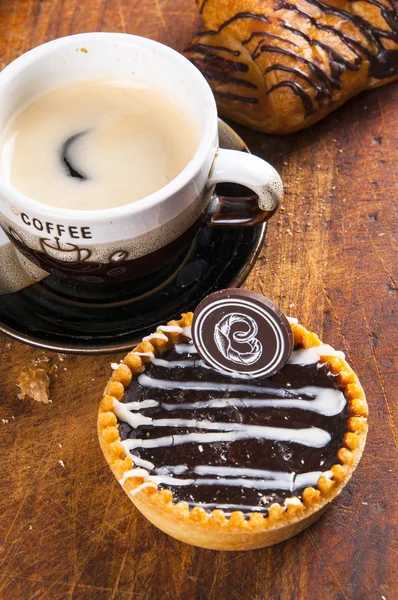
[192,289,293,378]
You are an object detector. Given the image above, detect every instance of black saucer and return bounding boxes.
[0,122,267,353]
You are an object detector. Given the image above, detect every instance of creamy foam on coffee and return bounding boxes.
[0,79,198,210]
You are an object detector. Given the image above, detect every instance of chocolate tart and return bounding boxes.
[98,313,368,550]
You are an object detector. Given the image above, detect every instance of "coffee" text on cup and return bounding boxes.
[20,212,92,239]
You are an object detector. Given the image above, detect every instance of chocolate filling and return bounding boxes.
[117,340,348,515]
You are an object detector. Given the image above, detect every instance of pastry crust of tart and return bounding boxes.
[98,313,368,551]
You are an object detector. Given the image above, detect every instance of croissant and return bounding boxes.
[185,0,398,134]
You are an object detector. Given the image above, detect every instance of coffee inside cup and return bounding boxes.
[0,78,198,210]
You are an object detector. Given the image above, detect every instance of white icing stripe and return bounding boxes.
[156,465,328,491]
[138,373,292,394]
[284,497,302,506]
[142,332,168,342]
[129,482,157,496]
[155,465,188,476]
[151,357,198,368]
[151,357,252,379]
[122,400,159,410]
[119,462,333,495]
[295,471,332,489]
[154,477,286,490]
[182,326,192,338]
[150,474,195,486]
[121,472,328,492]
[151,419,330,447]
[137,375,347,417]
[113,400,153,428]
[193,465,292,479]
[128,456,155,470]
[123,464,330,489]
[141,325,191,346]
[120,467,149,485]
[121,422,330,450]
[199,361,253,380]
[159,387,346,417]
[122,431,235,452]
[288,346,345,365]
[150,344,343,372]
[174,343,196,354]
[134,351,155,359]
[115,398,332,446]
[187,502,270,513]
[151,339,344,367]
[119,467,150,485]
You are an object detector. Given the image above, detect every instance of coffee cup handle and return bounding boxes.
[207,149,283,227]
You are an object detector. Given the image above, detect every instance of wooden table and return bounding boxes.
[0,2,397,599]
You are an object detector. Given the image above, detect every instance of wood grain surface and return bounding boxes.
[0,1,397,599]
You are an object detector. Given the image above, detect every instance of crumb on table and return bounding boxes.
[17,358,56,404]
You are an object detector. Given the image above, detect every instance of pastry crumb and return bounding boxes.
[17,358,56,404]
[260,495,274,505]
[58,459,65,468]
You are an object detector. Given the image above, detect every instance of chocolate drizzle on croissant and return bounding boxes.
[186,0,398,133]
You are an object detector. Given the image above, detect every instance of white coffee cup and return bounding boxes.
[0,33,283,283]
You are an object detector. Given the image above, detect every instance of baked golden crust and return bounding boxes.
[185,0,398,134]
[98,313,368,550]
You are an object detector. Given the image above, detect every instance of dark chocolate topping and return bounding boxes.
[192,290,293,378]
[267,80,316,117]
[117,337,348,516]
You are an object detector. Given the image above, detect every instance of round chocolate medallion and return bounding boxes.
[192,289,293,378]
